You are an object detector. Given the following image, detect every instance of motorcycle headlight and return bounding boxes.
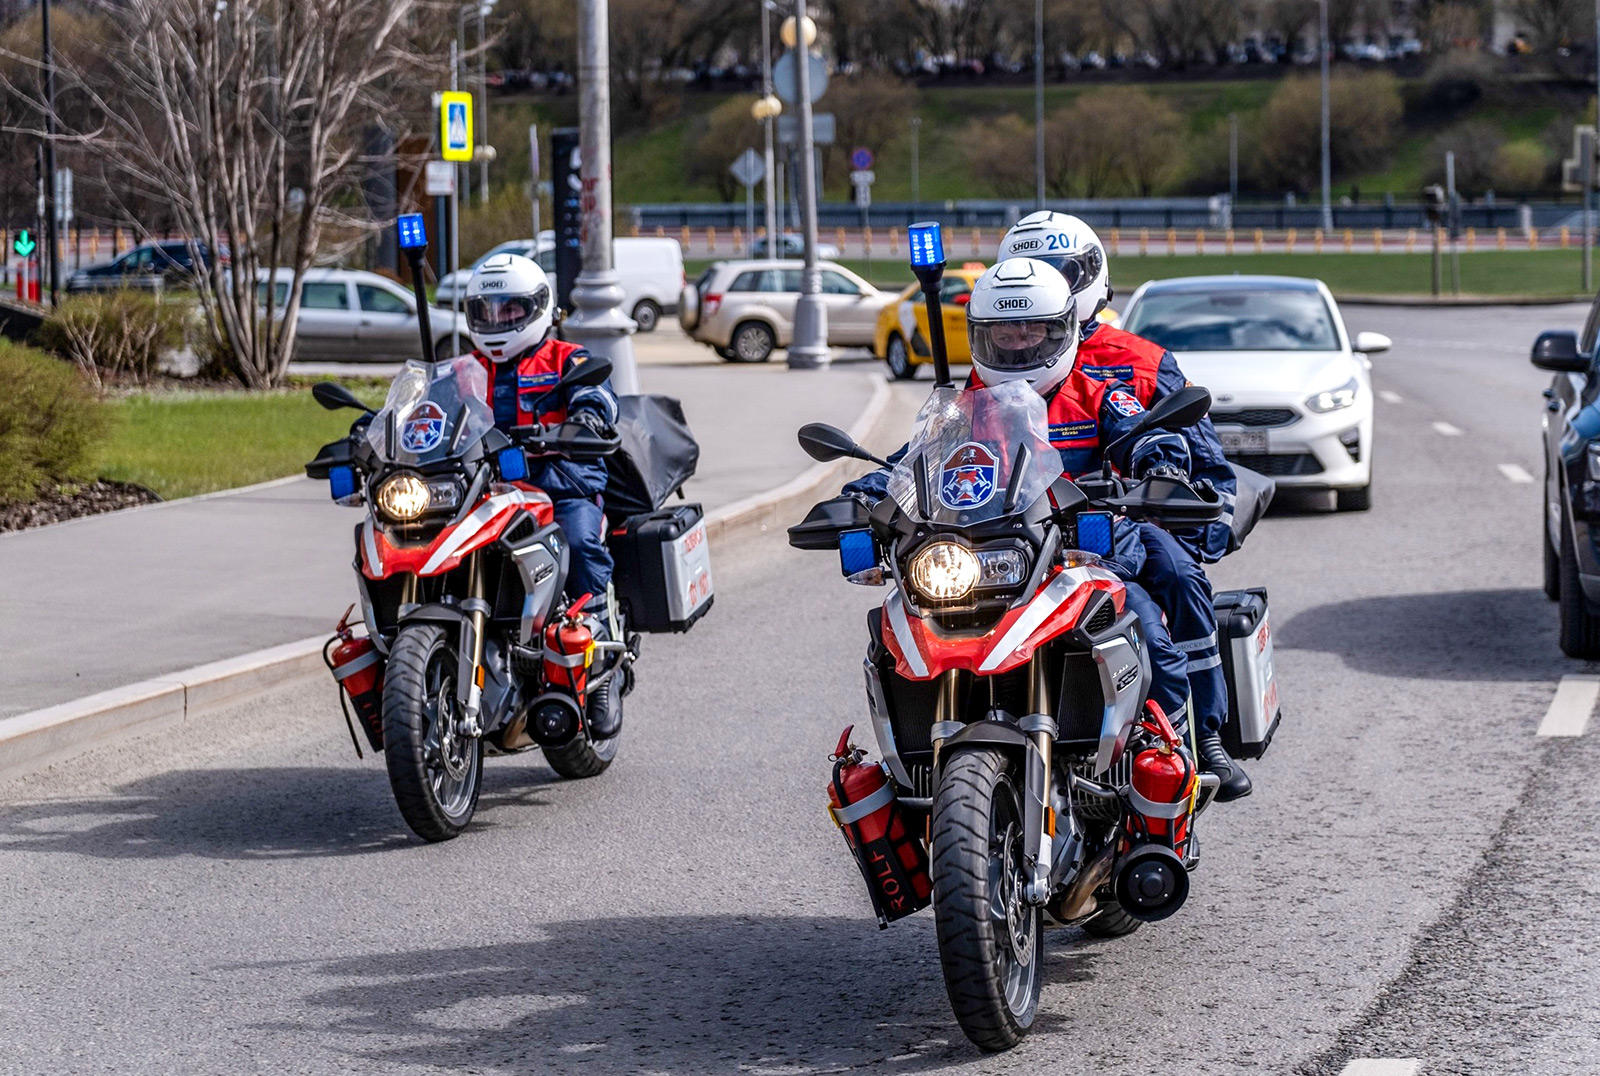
[375,473,430,521]
[908,541,981,603]
[1306,377,1359,413]
[975,547,1029,589]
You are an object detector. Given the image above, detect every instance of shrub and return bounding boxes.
[1255,72,1403,192]
[37,290,186,389]
[0,340,109,503]
[1424,121,1505,194]
[1493,140,1552,193]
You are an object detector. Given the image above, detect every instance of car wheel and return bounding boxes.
[1545,483,1561,601]
[730,320,775,363]
[1558,522,1600,658]
[715,346,737,361]
[1335,484,1371,512]
[885,334,918,380]
[630,299,661,333]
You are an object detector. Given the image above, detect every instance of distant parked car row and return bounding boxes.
[67,240,223,294]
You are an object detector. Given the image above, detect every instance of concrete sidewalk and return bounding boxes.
[0,359,879,719]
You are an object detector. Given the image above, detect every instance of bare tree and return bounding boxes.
[3,0,446,387]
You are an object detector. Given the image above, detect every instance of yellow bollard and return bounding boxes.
[863,227,873,255]
[1195,229,1205,254]
[1166,228,1177,255]
[1466,227,1476,252]
[1343,229,1352,253]
[1254,228,1264,253]
[1286,228,1296,253]
[971,227,981,256]
[1529,229,1539,251]
[1498,227,1507,250]
[1372,229,1382,254]
[1110,227,1121,256]
[707,226,717,253]
[655,225,666,238]
[836,227,846,252]
[1561,226,1570,249]
[680,226,690,249]
[1225,229,1234,255]
[731,227,742,252]
[1139,228,1149,255]
[1314,229,1324,253]
[890,228,900,255]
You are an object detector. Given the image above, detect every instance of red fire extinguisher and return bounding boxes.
[324,605,384,755]
[827,726,932,928]
[542,593,595,697]
[1125,700,1197,852]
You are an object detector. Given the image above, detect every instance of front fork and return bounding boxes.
[454,552,489,736]
[1020,655,1055,905]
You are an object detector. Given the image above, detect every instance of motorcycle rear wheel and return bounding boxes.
[542,673,622,779]
[931,748,1043,1052]
[382,624,483,841]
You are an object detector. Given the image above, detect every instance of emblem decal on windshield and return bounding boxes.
[939,442,999,510]
[400,401,448,453]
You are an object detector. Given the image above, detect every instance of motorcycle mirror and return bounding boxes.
[798,423,890,468]
[553,354,614,393]
[312,381,372,413]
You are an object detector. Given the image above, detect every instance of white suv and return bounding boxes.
[678,259,885,362]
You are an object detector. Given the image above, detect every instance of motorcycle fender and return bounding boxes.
[940,720,1032,756]
[941,720,1050,896]
[1091,609,1151,775]
[397,603,470,627]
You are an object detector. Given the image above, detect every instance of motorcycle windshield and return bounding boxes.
[366,358,494,466]
[886,381,1062,525]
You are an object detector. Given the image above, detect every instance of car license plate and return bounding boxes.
[1217,427,1268,454]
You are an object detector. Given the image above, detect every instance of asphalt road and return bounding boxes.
[4,303,1599,1074]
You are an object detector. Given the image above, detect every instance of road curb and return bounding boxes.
[0,375,897,785]
[0,636,327,784]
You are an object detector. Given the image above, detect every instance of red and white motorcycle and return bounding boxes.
[307,355,712,841]
[792,379,1279,1051]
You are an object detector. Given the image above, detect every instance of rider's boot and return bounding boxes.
[583,593,623,740]
[1197,731,1252,802]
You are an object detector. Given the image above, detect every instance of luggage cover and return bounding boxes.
[604,395,700,517]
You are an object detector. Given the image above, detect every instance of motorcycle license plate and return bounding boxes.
[1217,427,1268,454]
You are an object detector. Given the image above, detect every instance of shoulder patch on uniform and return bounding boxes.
[1107,390,1142,417]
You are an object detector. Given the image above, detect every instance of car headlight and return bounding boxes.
[375,473,431,521]
[908,541,981,603]
[1306,377,1359,413]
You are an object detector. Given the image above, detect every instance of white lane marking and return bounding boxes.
[1538,675,1600,738]
[1378,390,1403,404]
[1431,421,1463,436]
[1498,464,1534,484]
[1338,1062,1420,1076]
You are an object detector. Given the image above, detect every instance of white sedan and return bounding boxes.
[1118,275,1390,511]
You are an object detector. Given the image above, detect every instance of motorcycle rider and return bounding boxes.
[998,213,1249,800]
[844,258,1197,741]
[461,252,623,737]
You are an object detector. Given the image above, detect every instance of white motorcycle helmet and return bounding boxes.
[966,258,1080,395]
[996,211,1110,328]
[464,253,554,361]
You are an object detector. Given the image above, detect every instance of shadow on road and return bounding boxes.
[1280,587,1566,682]
[247,914,1113,1074]
[0,758,576,861]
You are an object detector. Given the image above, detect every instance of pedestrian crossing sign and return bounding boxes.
[440,91,473,163]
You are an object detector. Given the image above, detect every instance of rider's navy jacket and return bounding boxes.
[470,335,618,501]
[1076,322,1236,563]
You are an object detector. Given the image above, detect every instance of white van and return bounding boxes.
[435,233,684,332]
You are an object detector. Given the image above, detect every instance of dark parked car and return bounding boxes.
[1532,307,1600,655]
[67,240,219,293]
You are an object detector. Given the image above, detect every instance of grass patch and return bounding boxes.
[687,248,1597,297]
[99,383,386,500]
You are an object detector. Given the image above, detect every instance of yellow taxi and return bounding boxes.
[871,266,986,380]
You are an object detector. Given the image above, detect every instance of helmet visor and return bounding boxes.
[466,285,550,335]
[969,311,1078,371]
[1034,245,1104,294]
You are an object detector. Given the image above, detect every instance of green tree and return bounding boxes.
[1255,72,1402,192]
[684,98,764,202]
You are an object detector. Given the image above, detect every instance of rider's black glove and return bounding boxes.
[569,409,614,438]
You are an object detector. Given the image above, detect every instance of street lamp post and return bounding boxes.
[1033,0,1044,210]
[564,0,639,394]
[785,7,828,369]
[760,0,778,250]
[910,115,921,206]
[478,0,497,203]
[1319,0,1333,233]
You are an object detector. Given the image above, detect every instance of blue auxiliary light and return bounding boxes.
[329,465,356,502]
[908,221,945,268]
[1075,511,1114,558]
[838,529,877,577]
[497,446,528,482]
[397,213,428,250]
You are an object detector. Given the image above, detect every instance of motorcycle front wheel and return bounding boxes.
[931,748,1043,1052]
[382,624,483,841]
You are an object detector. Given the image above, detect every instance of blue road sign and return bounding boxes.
[849,147,873,170]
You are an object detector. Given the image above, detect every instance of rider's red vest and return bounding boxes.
[972,370,1122,480]
[1075,325,1166,405]
[471,338,585,427]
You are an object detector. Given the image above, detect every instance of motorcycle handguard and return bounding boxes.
[1108,474,1227,525]
[788,494,872,550]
